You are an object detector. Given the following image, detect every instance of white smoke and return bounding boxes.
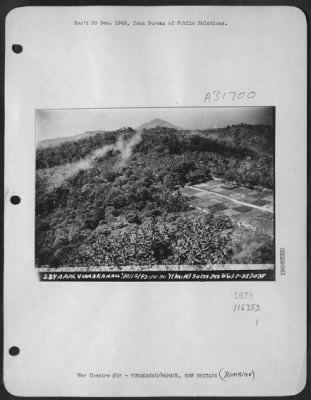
[89,144,116,165]
[66,129,143,171]
[38,130,143,189]
[114,130,142,167]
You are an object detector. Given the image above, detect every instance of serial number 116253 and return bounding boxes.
[233,303,260,312]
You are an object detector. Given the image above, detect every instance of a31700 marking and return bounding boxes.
[204,91,256,103]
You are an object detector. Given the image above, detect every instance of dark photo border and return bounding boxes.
[35,106,276,282]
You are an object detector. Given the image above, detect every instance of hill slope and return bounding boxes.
[35,123,274,269]
[38,130,108,149]
[137,118,181,131]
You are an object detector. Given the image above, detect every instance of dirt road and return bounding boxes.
[191,185,273,214]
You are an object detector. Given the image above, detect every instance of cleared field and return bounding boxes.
[181,179,274,236]
[182,187,202,196]
[234,205,253,213]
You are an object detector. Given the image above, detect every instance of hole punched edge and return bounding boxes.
[10,195,21,205]
[12,44,23,54]
[9,346,20,356]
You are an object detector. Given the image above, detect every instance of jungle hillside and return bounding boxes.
[36,120,274,270]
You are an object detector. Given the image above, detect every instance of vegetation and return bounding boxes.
[36,124,274,268]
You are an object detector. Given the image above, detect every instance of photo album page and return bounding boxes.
[4,6,307,397]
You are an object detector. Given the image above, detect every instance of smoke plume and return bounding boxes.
[37,130,143,190]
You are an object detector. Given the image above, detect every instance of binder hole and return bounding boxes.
[9,346,20,356]
[10,195,21,205]
[12,44,23,54]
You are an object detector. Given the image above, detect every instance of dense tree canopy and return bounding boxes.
[36,124,274,268]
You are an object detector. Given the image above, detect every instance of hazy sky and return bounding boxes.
[36,107,274,141]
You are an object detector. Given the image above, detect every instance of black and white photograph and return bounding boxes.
[4,5,307,397]
[36,107,275,280]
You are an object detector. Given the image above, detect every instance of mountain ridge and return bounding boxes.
[137,118,181,131]
[37,130,107,149]
[37,118,182,149]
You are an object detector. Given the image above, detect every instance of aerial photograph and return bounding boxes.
[35,107,274,274]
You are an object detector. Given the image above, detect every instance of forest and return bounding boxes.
[36,123,274,269]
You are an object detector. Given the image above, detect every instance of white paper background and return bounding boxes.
[4,6,307,396]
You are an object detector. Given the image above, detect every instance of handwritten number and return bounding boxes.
[229,91,236,101]
[204,91,256,103]
[234,303,260,312]
[204,92,211,103]
[213,90,221,102]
